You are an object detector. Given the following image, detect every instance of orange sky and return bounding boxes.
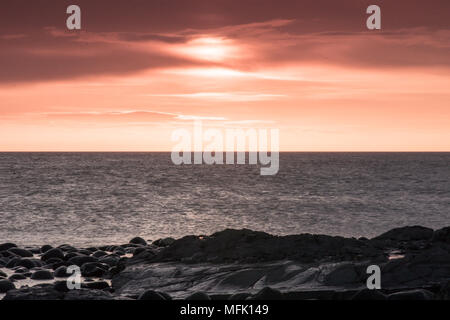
[1,0,449,151]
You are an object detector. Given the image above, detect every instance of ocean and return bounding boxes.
[0,152,449,246]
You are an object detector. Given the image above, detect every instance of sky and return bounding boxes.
[0,0,449,151]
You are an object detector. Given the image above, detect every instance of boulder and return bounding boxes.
[129,237,147,246]
[253,287,283,300]
[31,270,54,280]
[0,279,15,293]
[8,248,33,257]
[185,292,211,300]
[0,243,17,252]
[373,226,434,242]
[41,248,64,261]
[388,289,434,300]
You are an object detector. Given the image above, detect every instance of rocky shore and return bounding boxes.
[1,225,449,300]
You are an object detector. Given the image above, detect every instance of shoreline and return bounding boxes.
[1,225,449,300]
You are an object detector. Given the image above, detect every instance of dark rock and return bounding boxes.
[82,281,110,290]
[5,257,20,268]
[388,289,434,300]
[80,262,107,277]
[3,285,63,300]
[63,252,80,261]
[228,293,252,300]
[0,279,16,293]
[99,255,120,267]
[130,237,147,246]
[92,251,108,258]
[40,245,53,253]
[15,258,39,269]
[185,292,211,300]
[0,243,17,252]
[68,255,98,266]
[350,289,387,300]
[373,226,434,242]
[153,237,175,247]
[432,227,450,243]
[8,248,33,257]
[0,270,6,277]
[31,270,54,280]
[64,289,114,300]
[138,290,167,300]
[54,280,70,292]
[9,273,27,281]
[54,266,69,277]
[41,248,64,261]
[58,244,77,252]
[323,263,362,286]
[253,287,283,300]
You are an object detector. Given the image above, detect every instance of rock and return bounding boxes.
[373,226,434,242]
[82,281,110,290]
[0,279,15,293]
[68,255,98,266]
[323,263,361,286]
[0,270,7,277]
[54,280,70,292]
[64,289,114,300]
[0,243,17,252]
[54,266,69,278]
[58,244,77,252]
[130,237,147,246]
[8,247,33,257]
[5,257,20,268]
[432,227,450,243]
[350,289,387,300]
[92,251,108,258]
[185,292,211,300]
[41,248,64,261]
[15,258,39,269]
[99,255,120,267]
[3,285,63,300]
[40,245,53,253]
[153,237,175,247]
[228,293,252,300]
[9,273,27,281]
[138,290,167,300]
[253,287,283,300]
[80,262,107,277]
[31,270,54,280]
[388,289,434,300]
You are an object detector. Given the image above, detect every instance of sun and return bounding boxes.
[173,37,236,62]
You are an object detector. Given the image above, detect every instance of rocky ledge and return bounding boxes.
[1,225,449,300]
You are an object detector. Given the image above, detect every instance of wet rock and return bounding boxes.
[185,292,211,300]
[54,280,70,293]
[64,289,114,300]
[92,251,108,258]
[82,281,110,290]
[31,270,54,280]
[9,273,27,281]
[3,285,63,300]
[58,244,77,252]
[40,245,53,253]
[0,270,7,277]
[322,263,361,286]
[15,258,40,269]
[68,255,98,267]
[41,248,64,261]
[0,279,16,293]
[137,290,166,300]
[228,292,252,300]
[130,237,147,246]
[253,287,283,300]
[153,237,175,247]
[432,227,450,243]
[388,289,434,300]
[0,243,17,252]
[54,266,69,278]
[99,255,120,267]
[350,289,387,300]
[81,262,108,277]
[373,226,434,242]
[8,248,33,258]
